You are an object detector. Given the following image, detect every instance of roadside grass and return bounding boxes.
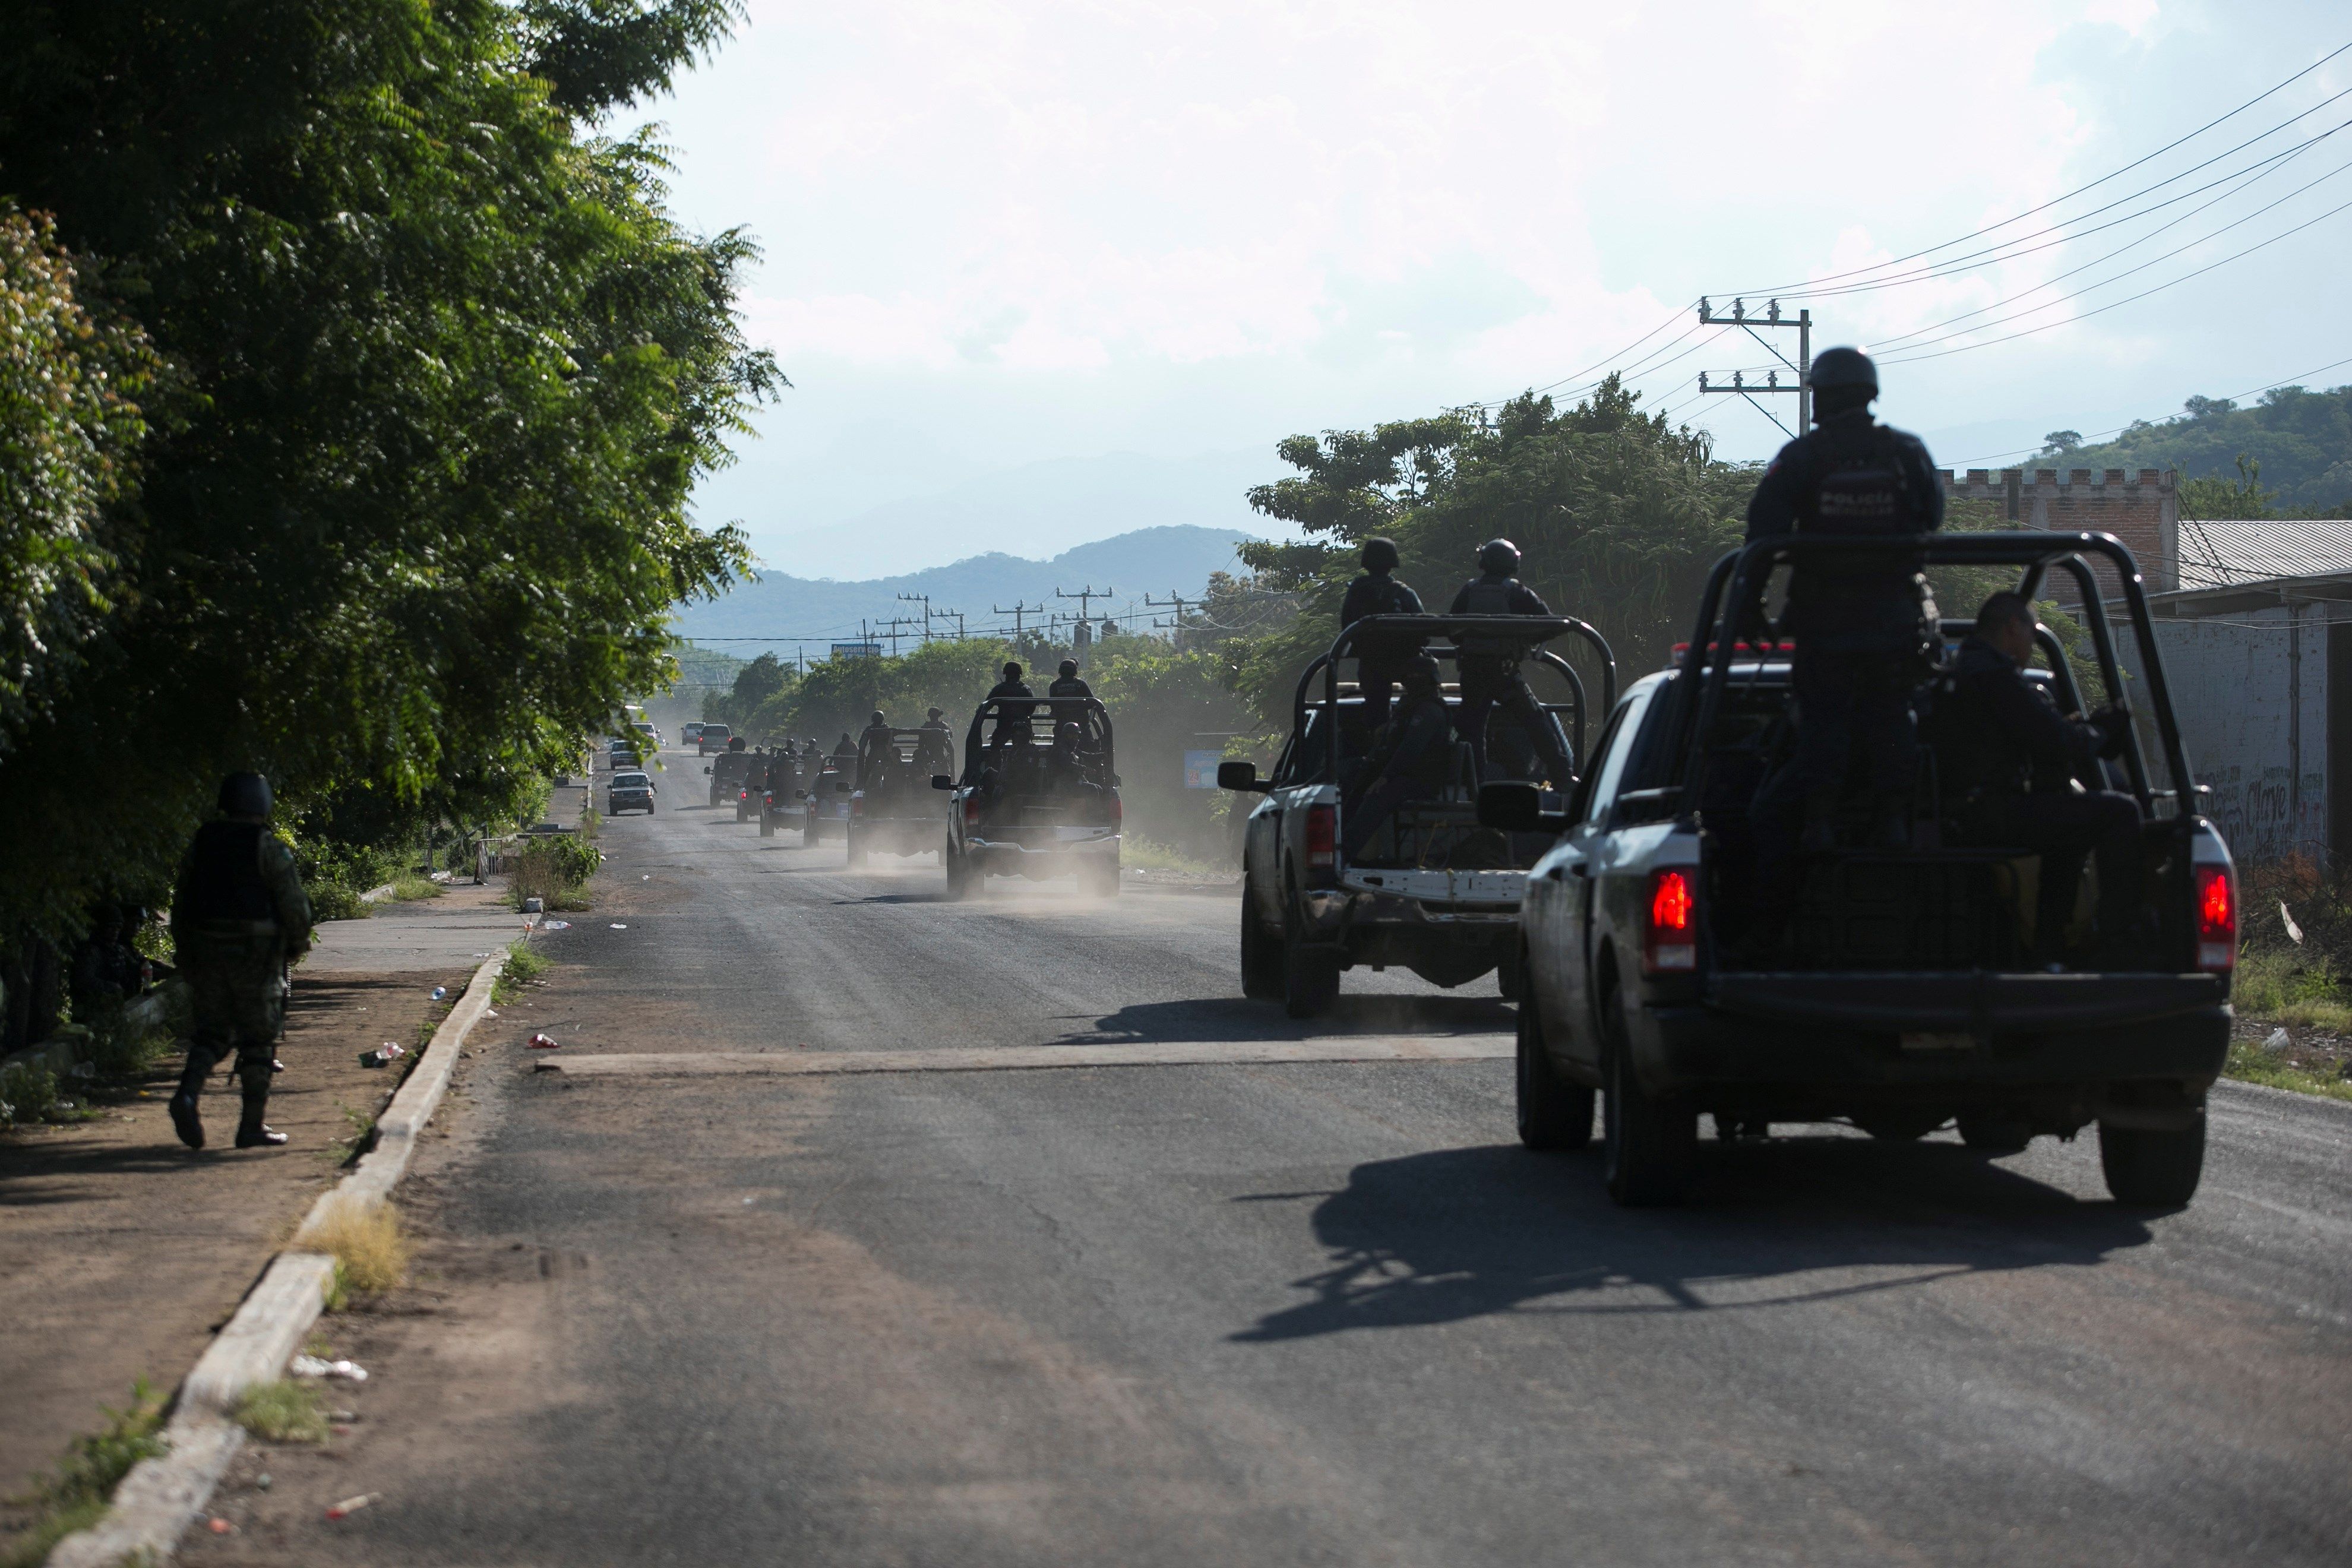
[1120,837,1231,877]
[0,1380,167,1568]
[309,880,373,921]
[2225,1040,2352,1102]
[2225,857,2352,1100]
[233,1380,328,1444]
[297,1200,413,1300]
[494,943,550,1006]
[2230,947,2352,1033]
[326,1102,376,1167]
[388,872,443,901]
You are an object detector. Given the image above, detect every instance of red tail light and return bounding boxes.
[2195,864,2235,972]
[963,796,981,828]
[1108,794,1123,825]
[851,795,864,818]
[1645,868,1697,973]
[1305,804,1336,870]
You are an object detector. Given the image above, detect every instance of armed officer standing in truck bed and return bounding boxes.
[1447,539,1576,789]
[1339,538,1425,727]
[1746,347,1943,862]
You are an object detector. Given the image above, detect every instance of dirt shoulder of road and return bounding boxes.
[0,902,510,1554]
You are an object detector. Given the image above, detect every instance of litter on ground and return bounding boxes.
[529,1033,560,1049]
[290,1355,369,1382]
[609,923,628,929]
[326,1493,381,1520]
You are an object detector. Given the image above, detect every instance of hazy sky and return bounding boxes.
[646,0,2352,564]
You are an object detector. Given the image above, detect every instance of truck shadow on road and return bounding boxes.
[1232,1140,2151,1342]
[1060,995,1515,1043]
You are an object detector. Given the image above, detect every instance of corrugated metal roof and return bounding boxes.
[2176,519,2352,589]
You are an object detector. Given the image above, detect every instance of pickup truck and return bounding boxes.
[1489,531,2234,1208]
[1220,613,1614,1017]
[800,753,854,844]
[704,747,753,808]
[848,727,954,868]
[938,696,1121,897]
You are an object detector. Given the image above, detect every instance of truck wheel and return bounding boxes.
[2100,1110,2205,1207]
[1240,886,1283,1000]
[847,833,868,868]
[1516,989,1594,1150]
[1282,897,1340,1019]
[1956,1110,2032,1154]
[1086,859,1122,897]
[758,810,774,838]
[1496,947,1523,1001]
[1601,988,1695,1206]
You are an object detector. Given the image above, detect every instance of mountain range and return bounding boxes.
[672,525,1260,653]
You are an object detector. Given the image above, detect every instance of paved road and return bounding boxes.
[192,775,2352,1567]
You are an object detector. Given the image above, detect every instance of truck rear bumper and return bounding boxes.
[1633,999,2230,1097]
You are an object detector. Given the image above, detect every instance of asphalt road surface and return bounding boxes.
[192,770,2352,1567]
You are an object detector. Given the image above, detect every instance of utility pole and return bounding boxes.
[939,608,965,641]
[993,600,1042,643]
[1695,297,1812,440]
[1055,584,1112,624]
[896,592,932,645]
[1145,589,1190,637]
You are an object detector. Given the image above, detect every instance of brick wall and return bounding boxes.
[1939,467,2176,595]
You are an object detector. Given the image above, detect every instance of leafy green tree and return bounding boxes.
[2048,387,2352,515]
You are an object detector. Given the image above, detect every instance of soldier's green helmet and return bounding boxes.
[1477,538,1521,576]
[218,772,273,817]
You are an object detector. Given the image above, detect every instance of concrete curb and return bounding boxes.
[46,950,505,1568]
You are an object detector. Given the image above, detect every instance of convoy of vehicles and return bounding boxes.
[1220,613,1614,1019]
[848,727,954,868]
[940,696,1121,897]
[1488,531,2231,1209]
[635,530,2233,1210]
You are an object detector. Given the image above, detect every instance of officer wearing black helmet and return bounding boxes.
[1746,347,1943,860]
[167,773,313,1150]
[1342,655,1456,856]
[1048,659,1093,731]
[1339,538,1425,726]
[1447,538,1577,788]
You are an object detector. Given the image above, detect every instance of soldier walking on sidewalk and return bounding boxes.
[167,773,313,1150]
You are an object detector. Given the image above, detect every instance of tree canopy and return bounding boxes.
[2038,385,2352,517]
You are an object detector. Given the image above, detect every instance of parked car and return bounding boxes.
[606,770,656,815]
[1220,612,1614,1017]
[940,697,1121,897]
[1496,530,2233,1208]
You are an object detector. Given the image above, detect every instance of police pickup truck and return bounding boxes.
[849,727,954,868]
[1490,532,2234,1208]
[938,696,1121,897]
[1220,614,1614,1018]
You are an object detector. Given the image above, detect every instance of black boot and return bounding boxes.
[169,1049,215,1150]
[235,1095,287,1148]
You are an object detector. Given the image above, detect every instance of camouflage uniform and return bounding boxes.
[169,820,312,1148]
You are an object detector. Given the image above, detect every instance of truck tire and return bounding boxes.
[2099,1111,2205,1207]
[759,810,775,838]
[1240,886,1283,1000]
[1516,988,1594,1150]
[1956,1110,2032,1154]
[846,831,868,868]
[944,845,971,899]
[1601,984,1695,1206]
[1282,895,1340,1019]
[1496,946,1523,1001]
[1086,858,1121,897]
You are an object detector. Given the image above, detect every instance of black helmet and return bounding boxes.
[728,735,746,751]
[1055,720,1082,745]
[927,707,943,719]
[1402,655,1442,689]
[1477,538,1520,576]
[1003,661,1022,680]
[1362,538,1399,573]
[1058,659,1078,678]
[1809,347,1877,396]
[217,772,273,817]
[870,710,885,726]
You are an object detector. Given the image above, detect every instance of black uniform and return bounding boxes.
[1339,571,1425,726]
[1929,635,2142,957]
[1342,684,1458,857]
[1047,673,1093,732]
[1445,574,1575,788]
[985,677,1036,748]
[170,821,312,1147]
[1745,410,1943,808]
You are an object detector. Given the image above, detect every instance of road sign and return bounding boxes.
[829,641,881,660]
[1184,750,1222,789]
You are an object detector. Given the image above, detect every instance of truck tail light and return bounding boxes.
[851,794,864,818]
[2195,864,2235,972]
[1305,804,1336,870]
[963,796,981,828]
[1108,794,1122,826]
[1645,868,1697,973]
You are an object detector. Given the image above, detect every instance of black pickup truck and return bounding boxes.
[1488,532,2234,1209]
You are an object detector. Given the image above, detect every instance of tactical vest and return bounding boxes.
[184,822,277,923]
[1456,576,1526,659]
[1786,422,1936,643]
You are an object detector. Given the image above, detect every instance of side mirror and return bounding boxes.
[931,774,954,790]
[1218,761,1267,793]
[702,766,711,774]
[1477,781,1566,833]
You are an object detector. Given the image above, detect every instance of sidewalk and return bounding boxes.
[0,884,526,1551]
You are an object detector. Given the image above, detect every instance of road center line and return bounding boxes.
[538,1037,1513,1077]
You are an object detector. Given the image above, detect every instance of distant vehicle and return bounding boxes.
[940,696,1121,898]
[706,748,754,808]
[1221,612,1612,1018]
[698,723,732,755]
[800,754,853,844]
[606,771,656,815]
[757,748,815,838]
[606,736,641,768]
[848,728,955,867]
[1497,530,2233,1209]
[683,721,707,747]
[632,720,659,751]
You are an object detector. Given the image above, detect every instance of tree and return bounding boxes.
[2041,430,2083,454]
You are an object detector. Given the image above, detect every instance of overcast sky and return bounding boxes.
[646,0,2352,565]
